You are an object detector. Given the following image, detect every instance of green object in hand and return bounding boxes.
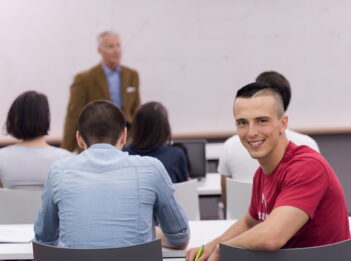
[194,245,204,261]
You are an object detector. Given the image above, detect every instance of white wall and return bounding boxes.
[1,0,351,141]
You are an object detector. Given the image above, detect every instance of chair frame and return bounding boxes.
[173,179,200,220]
[226,178,252,220]
[0,189,42,224]
[220,239,351,261]
[33,239,162,261]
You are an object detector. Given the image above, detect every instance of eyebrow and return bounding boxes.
[255,116,270,120]
[235,118,246,122]
[235,116,271,122]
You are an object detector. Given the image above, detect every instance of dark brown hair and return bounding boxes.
[236,82,285,118]
[256,71,291,111]
[130,102,171,149]
[6,91,50,140]
[78,100,126,147]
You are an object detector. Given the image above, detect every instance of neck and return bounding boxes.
[259,135,289,175]
[20,136,48,147]
[102,61,119,71]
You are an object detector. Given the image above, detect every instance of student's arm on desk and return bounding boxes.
[222,206,309,250]
[186,213,258,261]
[186,206,309,261]
[153,160,190,249]
[156,226,187,250]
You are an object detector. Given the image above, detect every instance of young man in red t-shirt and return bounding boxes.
[186,82,350,261]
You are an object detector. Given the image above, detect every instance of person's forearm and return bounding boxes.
[223,206,310,251]
[155,226,188,250]
[224,221,282,251]
[187,218,255,261]
[208,216,255,246]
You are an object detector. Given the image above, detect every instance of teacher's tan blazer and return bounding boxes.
[62,64,140,152]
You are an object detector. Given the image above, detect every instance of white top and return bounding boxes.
[0,144,72,189]
[217,129,320,181]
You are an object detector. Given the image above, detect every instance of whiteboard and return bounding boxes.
[1,0,351,142]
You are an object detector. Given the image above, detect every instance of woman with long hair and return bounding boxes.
[124,102,189,183]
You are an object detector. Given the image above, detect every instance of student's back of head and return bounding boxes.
[78,100,126,147]
[6,90,50,140]
[126,102,189,183]
[130,101,171,149]
[256,71,291,111]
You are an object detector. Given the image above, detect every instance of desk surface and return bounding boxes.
[0,220,234,260]
[162,220,235,258]
[1,218,351,260]
[197,173,221,196]
[206,143,223,160]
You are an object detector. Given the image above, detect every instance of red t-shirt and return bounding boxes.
[249,142,350,248]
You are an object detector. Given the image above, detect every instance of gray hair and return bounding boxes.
[97,31,119,47]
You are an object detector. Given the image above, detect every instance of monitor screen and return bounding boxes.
[172,139,207,179]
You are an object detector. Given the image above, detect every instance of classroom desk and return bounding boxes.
[162,220,235,258]
[0,220,234,260]
[206,143,223,160]
[1,218,351,260]
[197,173,221,196]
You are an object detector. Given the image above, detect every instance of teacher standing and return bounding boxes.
[62,31,140,152]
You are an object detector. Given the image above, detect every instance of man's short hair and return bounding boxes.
[236,82,285,118]
[78,100,126,147]
[97,31,118,47]
[130,101,171,149]
[6,90,50,140]
[255,71,291,111]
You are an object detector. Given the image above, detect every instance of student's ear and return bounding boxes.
[280,115,288,134]
[76,131,87,150]
[97,46,102,55]
[116,127,127,150]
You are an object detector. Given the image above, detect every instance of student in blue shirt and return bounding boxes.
[35,100,190,249]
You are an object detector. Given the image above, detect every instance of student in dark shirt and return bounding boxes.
[124,102,189,183]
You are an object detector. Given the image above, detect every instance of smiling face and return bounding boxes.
[98,33,122,70]
[233,94,288,173]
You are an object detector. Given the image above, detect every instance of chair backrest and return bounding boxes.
[33,239,162,261]
[226,178,252,220]
[172,139,207,179]
[173,179,200,220]
[0,189,42,224]
[220,239,351,261]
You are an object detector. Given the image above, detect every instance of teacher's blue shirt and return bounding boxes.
[101,64,122,108]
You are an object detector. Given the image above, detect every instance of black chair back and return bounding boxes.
[220,239,351,261]
[33,239,162,261]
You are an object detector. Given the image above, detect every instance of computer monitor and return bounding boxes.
[172,139,207,180]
